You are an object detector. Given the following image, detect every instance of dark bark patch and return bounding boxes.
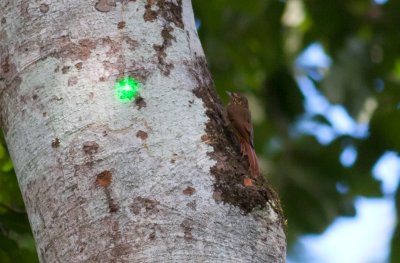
[83,141,99,154]
[124,36,139,51]
[130,197,159,216]
[1,56,11,74]
[136,130,148,140]
[153,25,175,76]
[1,18,6,24]
[180,218,193,241]
[110,244,131,257]
[186,200,196,210]
[183,186,195,196]
[61,65,70,74]
[96,170,112,187]
[20,0,29,17]
[149,231,156,240]
[201,134,211,144]
[134,96,146,109]
[39,3,49,13]
[75,62,83,70]
[46,37,96,62]
[117,21,126,29]
[143,1,157,22]
[105,188,119,213]
[170,153,177,163]
[95,0,116,12]
[99,37,129,77]
[0,54,21,134]
[67,76,78,86]
[212,190,222,203]
[143,0,183,29]
[188,56,284,220]
[51,138,60,148]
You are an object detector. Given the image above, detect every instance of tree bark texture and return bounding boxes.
[0,1,286,262]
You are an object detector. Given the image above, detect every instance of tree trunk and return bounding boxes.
[0,0,286,262]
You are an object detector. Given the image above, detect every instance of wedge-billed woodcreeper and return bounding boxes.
[226,92,260,177]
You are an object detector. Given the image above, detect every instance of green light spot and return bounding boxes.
[114,77,139,102]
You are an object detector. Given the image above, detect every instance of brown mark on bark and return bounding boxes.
[96,170,112,187]
[61,65,70,74]
[170,153,178,163]
[100,37,131,79]
[124,36,139,51]
[51,138,60,148]
[96,171,119,213]
[0,53,21,134]
[183,186,195,196]
[143,0,184,29]
[187,56,284,222]
[95,0,116,12]
[134,96,146,109]
[39,3,49,13]
[74,62,83,70]
[153,25,175,76]
[42,37,96,62]
[83,141,99,154]
[186,200,197,210]
[20,0,29,17]
[144,0,183,76]
[67,76,78,86]
[117,21,126,29]
[180,218,193,241]
[136,130,148,140]
[130,197,160,216]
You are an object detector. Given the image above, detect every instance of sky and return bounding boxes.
[288,43,400,263]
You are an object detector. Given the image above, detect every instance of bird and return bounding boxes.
[226,91,260,178]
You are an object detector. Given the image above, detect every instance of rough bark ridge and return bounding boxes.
[0,0,286,262]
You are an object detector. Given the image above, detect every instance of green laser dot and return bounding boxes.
[114,77,139,102]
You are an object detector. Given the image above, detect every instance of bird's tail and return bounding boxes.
[243,142,260,178]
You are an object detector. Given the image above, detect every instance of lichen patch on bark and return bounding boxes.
[188,56,284,219]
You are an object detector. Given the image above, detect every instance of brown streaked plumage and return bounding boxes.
[226,92,260,178]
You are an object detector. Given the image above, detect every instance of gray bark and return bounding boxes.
[0,0,286,262]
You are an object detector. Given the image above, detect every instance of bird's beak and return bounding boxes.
[226,91,232,97]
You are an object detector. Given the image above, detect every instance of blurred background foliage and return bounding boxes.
[0,0,399,262]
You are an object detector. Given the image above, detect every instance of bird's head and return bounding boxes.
[226,91,249,107]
